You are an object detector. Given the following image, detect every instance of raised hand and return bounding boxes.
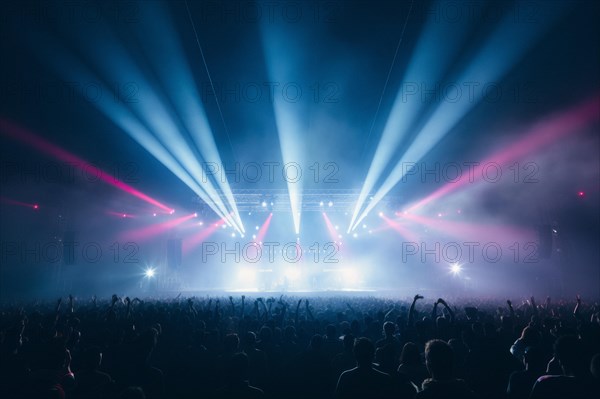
[414,294,424,301]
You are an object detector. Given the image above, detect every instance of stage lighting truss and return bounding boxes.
[193,189,401,213]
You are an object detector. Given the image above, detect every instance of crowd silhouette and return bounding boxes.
[0,293,599,399]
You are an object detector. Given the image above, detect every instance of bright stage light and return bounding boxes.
[285,268,301,281]
[328,201,333,207]
[449,263,462,275]
[320,201,324,207]
[343,269,360,284]
[170,209,175,215]
[33,204,39,209]
[145,268,156,278]
[238,268,256,281]
[194,212,198,217]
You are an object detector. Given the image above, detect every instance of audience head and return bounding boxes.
[342,333,355,351]
[383,321,395,337]
[326,324,336,339]
[284,325,296,341]
[554,335,585,375]
[425,339,454,380]
[400,342,421,366]
[523,345,545,370]
[259,326,272,343]
[309,334,323,351]
[244,331,256,348]
[353,337,375,367]
[520,326,541,345]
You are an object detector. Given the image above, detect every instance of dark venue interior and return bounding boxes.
[1,1,599,398]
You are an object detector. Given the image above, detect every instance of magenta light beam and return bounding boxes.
[255,213,273,244]
[183,217,226,254]
[322,212,340,242]
[407,96,600,213]
[0,119,172,213]
[119,213,196,242]
[380,214,420,242]
[401,213,534,244]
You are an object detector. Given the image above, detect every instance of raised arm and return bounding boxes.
[507,299,515,320]
[295,299,302,326]
[574,295,582,320]
[530,296,539,317]
[68,294,74,314]
[305,299,314,321]
[278,295,288,327]
[438,298,454,323]
[408,294,423,327]
[384,305,395,321]
[431,300,439,320]
[229,296,235,316]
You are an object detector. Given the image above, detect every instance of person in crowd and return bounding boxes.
[417,339,477,399]
[214,352,264,399]
[335,337,395,399]
[72,346,115,399]
[530,335,597,399]
[0,293,598,399]
[398,342,429,389]
[506,345,545,399]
